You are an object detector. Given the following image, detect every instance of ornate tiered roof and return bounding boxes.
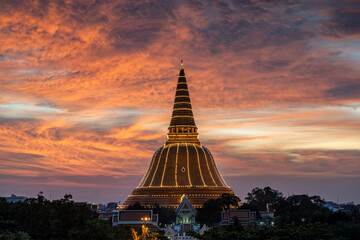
[166,61,199,145]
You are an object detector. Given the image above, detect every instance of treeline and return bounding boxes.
[0,193,131,240]
[194,187,360,240]
[1,187,360,240]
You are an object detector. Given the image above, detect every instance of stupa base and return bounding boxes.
[123,186,234,208]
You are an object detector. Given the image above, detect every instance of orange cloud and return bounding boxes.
[0,0,359,203]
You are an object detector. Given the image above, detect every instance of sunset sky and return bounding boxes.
[1,0,360,204]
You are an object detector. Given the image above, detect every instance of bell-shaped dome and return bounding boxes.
[139,144,228,188]
[123,62,234,208]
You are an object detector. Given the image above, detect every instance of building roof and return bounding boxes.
[112,209,158,227]
[176,194,196,216]
[138,143,228,188]
[169,67,196,127]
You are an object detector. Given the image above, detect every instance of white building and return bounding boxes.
[4,194,27,203]
[164,194,208,240]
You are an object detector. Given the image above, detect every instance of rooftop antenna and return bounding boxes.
[180,59,184,70]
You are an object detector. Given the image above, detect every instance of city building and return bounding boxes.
[323,201,341,212]
[106,202,118,210]
[4,194,27,203]
[99,202,120,220]
[323,201,357,213]
[123,62,234,208]
[74,202,99,212]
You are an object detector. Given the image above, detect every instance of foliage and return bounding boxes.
[0,231,32,240]
[197,199,222,226]
[334,221,360,240]
[245,186,284,211]
[197,187,360,240]
[197,222,348,240]
[350,204,360,222]
[197,193,240,226]
[131,225,158,240]
[274,194,330,225]
[152,204,176,226]
[0,193,133,240]
[218,193,241,210]
[69,218,118,240]
[2,188,359,240]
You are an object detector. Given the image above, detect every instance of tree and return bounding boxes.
[197,194,241,226]
[274,194,330,226]
[197,199,222,226]
[0,193,105,240]
[245,186,283,211]
[131,225,159,240]
[334,221,360,240]
[327,211,351,224]
[70,218,117,240]
[152,204,176,226]
[197,222,345,240]
[0,231,32,240]
[218,193,241,210]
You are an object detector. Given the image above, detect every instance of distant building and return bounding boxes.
[106,202,118,210]
[112,209,159,228]
[99,204,106,211]
[345,202,355,206]
[4,194,27,203]
[220,209,256,226]
[99,202,120,220]
[88,203,99,212]
[74,202,87,207]
[323,201,341,212]
[74,202,99,212]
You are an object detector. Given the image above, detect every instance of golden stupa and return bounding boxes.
[123,62,234,208]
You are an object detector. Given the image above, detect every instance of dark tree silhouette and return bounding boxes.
[197,199,222,226]
[0,193,132,240]
[245,186,283,211]
[218,193,241,210]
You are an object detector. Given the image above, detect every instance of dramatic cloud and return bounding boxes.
[319,1,360,38]
[0,0,359,203]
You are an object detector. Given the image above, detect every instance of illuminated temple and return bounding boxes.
[123,62,234,208]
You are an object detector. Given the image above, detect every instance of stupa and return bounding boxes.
[123,62,234,208]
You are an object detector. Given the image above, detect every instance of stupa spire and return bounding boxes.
[166,61,200,145]
[123,63,234,209]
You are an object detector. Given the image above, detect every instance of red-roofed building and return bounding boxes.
[112,209,158,228]
[220,209,256,226]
